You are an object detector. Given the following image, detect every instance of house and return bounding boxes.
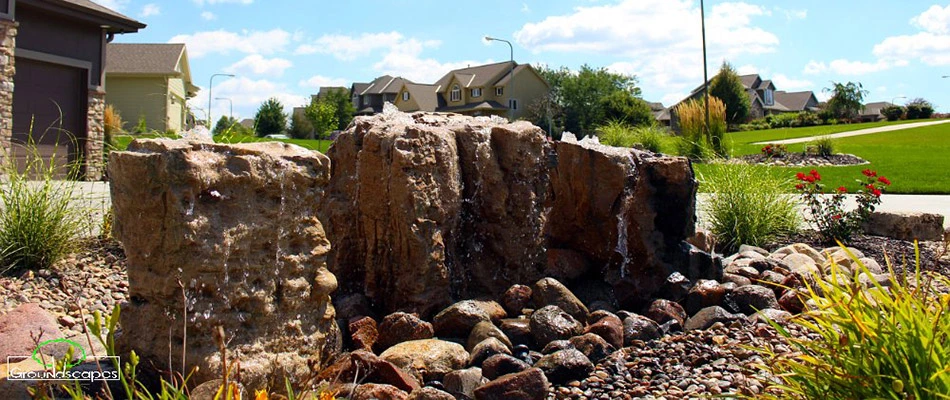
[857,102,893,122]
[1,0,144,179]
[772,90,821,114]
[351,75,413,115]
[393,61,550,120]
[105,43,197,134]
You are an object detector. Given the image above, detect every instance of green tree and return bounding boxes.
[600,91,654,127]
[905,98,934,120]
[212,115,239,136]
[289,110,314,139]
[322,88,356,130]
[537,64,646,136]
[305,97,338,139]
[824,82,868,121]
[708,62,750,125]
[254,97,287,137]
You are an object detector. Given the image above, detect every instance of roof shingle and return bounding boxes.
[106,43,186,75]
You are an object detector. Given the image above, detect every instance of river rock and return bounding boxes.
[684,306,743,331]
[583,313,623,349]
[469,337,512,367]
[534,349,594,384]
[724,285,779,315]
[377,312,434,352]
[433,300,492,338]
[349,316,378,351]
[569,333,614,363]
[685,279,726,315]
[532,277,588,321]
[622,314,661,345]
[444,367,486,399]
[529,305,584,347]
[473,367,549,400]
[353,383,409,400]
[408,386,455,400]
[467,320,512,351]
[0,303,65,361]
[645,299,687,327]
[500,285,533,316]
[481,353,531,380]
[379,339,468,382]
[109,140,340,390]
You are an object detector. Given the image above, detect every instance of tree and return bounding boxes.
[289,110,314,139]
[599,91,654,127]
[212,115,239,136]
[537,64,647,136]
[881,105,904,121]
[824,82,868,121]
[305,97,338,139]
[322,88,356,130]
[254,97,287,137]
[905,98,934,120]
[708,62,750,125]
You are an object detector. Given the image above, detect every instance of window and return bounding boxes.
[402,91,410,101]
[471,88,482,98]
[765,89,774,106]
[508,98,518,110]
[496,87,504,96]
[450,85,461,102]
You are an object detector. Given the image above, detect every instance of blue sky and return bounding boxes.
[95,0,950,121]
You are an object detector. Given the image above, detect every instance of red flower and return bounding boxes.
[837,186,847,193]
[809,169,821,181]
[878,176,891,185]
[796,172,806,180]
[873,189,882,197]
[832,214,842,220]
[804,176,816,183]
[795,183,805,190]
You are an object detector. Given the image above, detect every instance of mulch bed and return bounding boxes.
[738,153,867,167]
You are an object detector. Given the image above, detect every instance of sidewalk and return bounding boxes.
[753,119,950,145]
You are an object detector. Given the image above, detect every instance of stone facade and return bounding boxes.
[85,89,105,180]
[0,19,15,165]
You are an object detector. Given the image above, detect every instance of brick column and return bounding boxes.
[0,19,16,165]
[85,88,105,180]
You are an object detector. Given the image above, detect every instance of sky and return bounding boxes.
[94,0,950,122]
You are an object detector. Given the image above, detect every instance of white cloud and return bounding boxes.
[224,54,293,77]
[91,0,128,11]
[140,4,160,17]
[168,29,292,58]
[775,7,807,21]
[192,0,252,5]
[372,38,486,83]
[803,60,826,75]
[802,58,905,76]
[299,75,350,90]
[193,77,307,121]
[911,4,950,34]
[771,73,813,90]
[736,64,764,76]
[294,32,406,60]
[515,0,779,100]
[873,32,950,66]
[200,11,216,20]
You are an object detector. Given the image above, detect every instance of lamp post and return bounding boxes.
[700,0,710,141]
[891,96,906,106]
[208,73,234,128]
[485,36,514,121]
[215,97,233,121]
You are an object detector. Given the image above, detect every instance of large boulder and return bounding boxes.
[863,211,945,242]
[379,339,469,382]
[109,140,340,390]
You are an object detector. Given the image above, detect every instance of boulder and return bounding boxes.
[534,349,594,384]
[353,383,409,400]
[481,353,531,380]
[469,337,512,367]
[724,285,779,315]
[863,211,945,242]
[379,339,468,382]
[529,306,584,347]
[685,279,726,315]
[467,321,512,351]
[314,350,420,393]
[433,300,492,338]
[408,387,455,400]
[0,303,65,361]
[532,277,588,321]
[500,285,533,316]
[583,313,623,349]
[473,368,549,400]
[109,140,340,390]
[684,306,743,331]
[377,312,434,352]
[644,299,687,328]
[622,314,661,345]
[499,318,533,347]
[545,249,591,280]
[569,333,614,363]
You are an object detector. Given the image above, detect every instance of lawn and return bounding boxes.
[725,119,922,145]
[694,122,950,194]
[111,133,333,153]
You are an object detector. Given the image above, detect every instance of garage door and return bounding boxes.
[11,58,86,178]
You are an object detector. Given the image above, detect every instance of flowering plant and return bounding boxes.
[795,168,891,243]
[761,143,787,159]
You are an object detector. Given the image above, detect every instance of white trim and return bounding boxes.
[471,88,482,98]
[450,85,461,102]
[402,91,410,101]
[495,87,503,96]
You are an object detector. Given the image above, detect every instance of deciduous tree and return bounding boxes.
[537,64,650,136]
[824,82,868,121]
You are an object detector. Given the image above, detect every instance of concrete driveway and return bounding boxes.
[753,119,950,145]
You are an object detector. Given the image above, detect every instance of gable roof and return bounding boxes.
[354,75,413,96]
[401,83,444,111]
[739,74,761,90]
[25,0,146,33]
[434,61,516,91]
[861,102,893,116]
[106,43,186,75]
[773,91,818,112]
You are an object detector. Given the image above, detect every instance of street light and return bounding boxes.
[208,73,235,127]
[215,97,233,121]
[485,36,514,121]
[891,96,906,106]
[700,0,711,142]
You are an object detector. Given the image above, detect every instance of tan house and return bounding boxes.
[393,61,550,120]
[105,43,198,133]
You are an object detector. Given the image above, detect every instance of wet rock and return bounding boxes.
[314,350,421,393]
[433,300,492,338]
[545,249,591,280]
[645,299,687,327]
[583,313,623,349]
[721,273,752,287]
[748,258,789,273]
[335,293,376,323]
[541,340,574,354]
[569,333,614,363]
[684,306,743,331]
[778,290,806,314]
[659,272,692,302]
[534,349,594,384]
[724,285,779,315]
[379,339,468,382]
[473,368,549,400]
[353,383,409,400]
[349,316,378,352]
[109,140,340,390]
[444,367,486,399]
[685,279,726,315]
[758,270,787,297]
[751,308,793,324]
[532,278,588,322]
[529,306,584,347]
[499,318,533,348]
[481,353,531,380]
[377,312,434,352]
[622,314,661,345]
[500,285,533,317]
[470,299,507,323]
[408,386,455,400]
[469,337,512,367]
[467,321,512,351]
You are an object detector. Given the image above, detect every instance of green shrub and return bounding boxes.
[882,105,904,121]
[133,114,148,134]
[808,136,836,157]
[698,164,800,252]
[0,143,89,275]
[755,246,950,399]
[597,120,637,148]
[768,112,799,128]
[631,125,668,153]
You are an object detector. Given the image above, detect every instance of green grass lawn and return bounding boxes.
[725,119,923,145]
[112,134,333,153]
[694,122,950,194]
